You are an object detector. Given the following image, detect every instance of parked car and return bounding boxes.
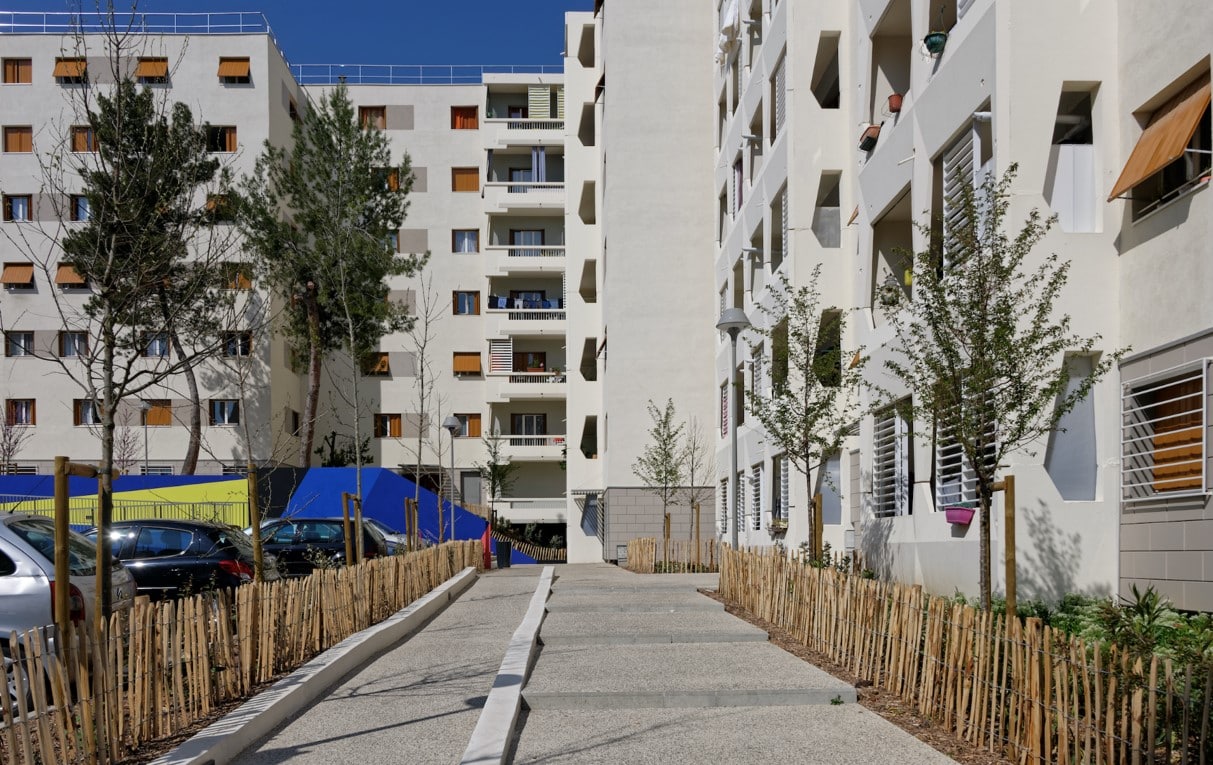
[258,517,388,577]
[1,512,136,708]
[362,518,408,554]
[85,519,280,601]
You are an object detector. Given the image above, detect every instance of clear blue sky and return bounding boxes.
[3,1,595,65]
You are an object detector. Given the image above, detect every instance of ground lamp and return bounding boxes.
[442,415,461,541]
[716,307,751,549]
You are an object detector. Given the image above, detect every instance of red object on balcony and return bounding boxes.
[859,124,881,151]
[887,93,903,113]
[944,506,976,525]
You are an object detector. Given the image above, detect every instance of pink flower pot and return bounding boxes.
[944,506,975,525]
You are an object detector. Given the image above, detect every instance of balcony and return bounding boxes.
[483,181,565,213]
[484,304,566,338]
[503,434,566,462]
[482,118,565,150]
[485,244,566,275]
[486,371,567,402]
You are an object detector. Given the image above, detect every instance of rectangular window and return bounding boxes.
[73,399,100,426]
[141,465,174,476]
[2,58,32,84]
[221,262,252,290]
[134,57,168,84]
[1122,362,1207,500]
[511,413,547,436]
[206,194,235,223]
[206,126,237,153]
[142,399,172,427]
[3,126,32,153]
[359,106,386,130]
[454,413,482,437]
[733,157,743,214]
[771,455,790,522]
[5,399,35,426]
[934,396,996,509]
[512,351,546,372]
[451,167,479,192]
[451,106,479,129]
[453,291,480,315]
[374,413,401,438]
[223,331,253,357]
[873,403,911,517]
[3,195,31,222]
[386,230,399,251]
[362,351,390,376]
[209,399,240,426]
[453,351,482,375]
[70,195,90,221]
[510,229,544,257]
[376,167,400,191]
[143,332,169,358]
[70,125,96,153]
[58,331,88,357]
[452,229,479,253]
[1,262,34,289]
[53,58,86,84]
[750,464,763,531]
[217,57,251,84]
[4,331,33,357]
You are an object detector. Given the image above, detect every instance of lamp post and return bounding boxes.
[139,399,151,476]
[442,415,461,542]
[716,307,750,549]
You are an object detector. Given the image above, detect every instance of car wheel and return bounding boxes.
[4,651,32,714]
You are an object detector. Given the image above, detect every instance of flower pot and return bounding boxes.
[858,124,881,151]
[944,506,975,525]
[887,93,903,113]
[924,31,948,55]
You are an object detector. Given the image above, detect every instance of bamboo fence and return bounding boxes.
[625,538,719,573]
[0,540,481,765]
[718,545,1213,765]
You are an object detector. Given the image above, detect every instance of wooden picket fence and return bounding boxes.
[718,546,1213,765]
[0,541,481,765]
[625,538,719,573]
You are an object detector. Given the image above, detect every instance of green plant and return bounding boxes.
[830,694,844,705]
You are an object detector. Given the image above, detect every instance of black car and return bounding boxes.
[86,519,279,600]
[258,517,389,578]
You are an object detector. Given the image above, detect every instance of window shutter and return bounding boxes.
[489,339,513,373]
[468,413,482,438]
[779,456,790,518]
[452,167,479,192]
[719,479,730,533]
[750,464,763,530]
[773,54,787,136]
[736,472,746,531]
[452,352,482,374]
[873,405,909,517]
[943,129,975,267]
[1122,363,1208,500]
[528,85,551,118]
[720,384,729,437]
[555,86,565,120]
[934,394,995,509]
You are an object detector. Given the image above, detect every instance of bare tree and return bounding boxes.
[402,273,445,502]
[0,418,34,473]
[679,416,715,542]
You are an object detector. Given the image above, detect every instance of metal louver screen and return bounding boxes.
[489,339,513,373]
[934,400,995,509]
[873,406,908,517]
[751,465,763,530]
[773,55,787,135]
[1122,362,1207,501]
[942,130,975,267]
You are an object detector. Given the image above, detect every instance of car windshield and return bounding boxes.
[8,517,101,576]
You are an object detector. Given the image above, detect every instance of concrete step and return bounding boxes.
[540,609,767,646]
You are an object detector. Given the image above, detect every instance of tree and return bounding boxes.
[679,416,715,542]
[0,417,34,473]
[236,84,425,484]
[632,398,685,525]
[402,274,446,503]
[746,266,865,557]
[477,425,518,532]
[881,164,1121,609]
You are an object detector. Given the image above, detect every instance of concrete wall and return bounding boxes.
[602,486,717,563]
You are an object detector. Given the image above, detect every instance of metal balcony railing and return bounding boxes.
[505,435,565,448]
[484,118,565,131]
[489,371,566,384]
[291,63,562,86]
[486,245,566,259]
[485,181,565,194]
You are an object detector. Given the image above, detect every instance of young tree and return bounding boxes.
[882,164,1121,609]
[236,84,425,486]
[747,266,866,557]
[632,398,686,524]
[0,417,34,473]
[402,273,446,503]
[679,416,715,542]
[477,424,519,532]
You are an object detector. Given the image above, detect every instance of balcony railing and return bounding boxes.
[484,118,564,131]
[0,10,272,35]
[494,309,566,321]
[506,435,565,448]
[485,181,565,194]
[486,245,566,259]
[291,63,562,86]
[488,371,566,384]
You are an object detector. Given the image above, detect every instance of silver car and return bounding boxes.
[1,513,136,708]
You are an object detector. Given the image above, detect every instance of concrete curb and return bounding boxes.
[460,565,554,765]
[147,567,479,765]
[521,687,859,710]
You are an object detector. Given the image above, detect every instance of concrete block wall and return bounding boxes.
[602,486,716,562]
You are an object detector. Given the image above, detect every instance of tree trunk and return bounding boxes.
[171,333,201,475]
[300,284,322,467]
[978,485,993,610]
[806,472,817,560]
[97,314,116,618]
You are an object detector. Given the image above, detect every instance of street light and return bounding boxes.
[139,399,151,476]
[716,307,751,549]
[442,415,461,541]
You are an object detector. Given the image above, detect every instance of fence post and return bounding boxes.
[54,456,71,639]
[813,493,823,561]
[341,492,353,566]
[694,503,701,569]
[247,461,265,582]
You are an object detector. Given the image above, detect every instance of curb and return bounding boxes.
[460,565,554,765]
[147,567,479,765]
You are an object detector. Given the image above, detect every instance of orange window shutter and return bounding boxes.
[453,352,481,374]
[1108,76,1212,201]
[53,58,86,78]
[225,127,237,152]
[1,263,35,285]
[217,57,251,79]
[1151,378,1204,491]
[2,60,15,82]
[55,264,85,285]
[147,401,172,426]
[388,169,399,191]
[468,414,482,438]
[389,415,402,438]
[452,168,479,192]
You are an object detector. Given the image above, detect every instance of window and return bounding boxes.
[451,167,479,192]
[206,126,237,153]
[206,195,234,223]
[6,399,35,426]
[141,465,174,476]
[55,263,87,289]
[1,262,34,289]
[134,57,168,84]
[142,400,172,427]
[934,395,996,509]
[1122,362,1207,500]
[209,399,240,426]
[872,403,911,517]
[3,194,31,222]
[732,157,743,214]
[510,229,544,257]
[143,332,169,358]
[750,464,763,531]
[223,331,253,357]
[453,291,480,315]
[451,106,478,129]
[1109,74,1211,220]
[511,413,547,436]
[70,195,90,221]
[453,352,482,375]
[452,229,479,253]
[73,399,100,426]
[942,119,994,267]
[222,464,248,476]
[53,57,86,84]
[453,413,482,437]
[771,52,787,138]
[359,106,386,130]
[362,351,390,376]
[3,126,31,153]
[771,455,790,522]
[513,351,546,372]
[221,262,252,290]
[217,57,251,84]
[386,230,399,251]
[374,413,401,438]
[3,58,32,84]
[4,331,33,357]
[68,125,96,153]
[59,331,88,357]
[375,167,400,191]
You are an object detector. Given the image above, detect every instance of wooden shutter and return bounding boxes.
[467,414,482,438]
[53,58,86,79]
[4,127,31,153]
[71,126,94,152]
[451,106,478,129]
[453,352,482,374]
[4,59,32,84]
[134,58,168,80]
[217,57,250,79]
[224,126,237,153]
[146,400,172,426]
[1,263,34,286]
[1151,378,1204,491]
[1108,75,1211,201]
[452,167,479,192]
[54,264,85,286]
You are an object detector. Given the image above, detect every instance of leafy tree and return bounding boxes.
[632,398,685,525]
[881,164,1122,609]
[747,266,865,557]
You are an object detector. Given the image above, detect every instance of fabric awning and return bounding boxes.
[0,263,34,285]
[217,58,250,78]
[54,264,85,285]
[1108,76,1211,201]
[453,353,482,374]
[53,58,86,78]
[134,58,168,79]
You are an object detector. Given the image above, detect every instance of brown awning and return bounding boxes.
[217,57,250,78]
[55,264,85,285]
[0,263,34,285]
[453,353,482,374]
[52,58,86,78]
[1108,75,1211,201]
[134,58,168,79]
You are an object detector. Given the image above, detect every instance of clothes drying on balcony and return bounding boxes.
[488,295,564,310]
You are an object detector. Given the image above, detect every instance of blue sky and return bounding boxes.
[3,1,595,65]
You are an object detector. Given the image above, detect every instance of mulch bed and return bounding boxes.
[700,588,1012,765]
